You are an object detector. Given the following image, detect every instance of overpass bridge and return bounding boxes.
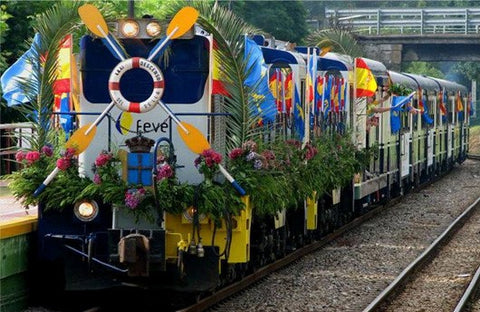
[309,8,480,71]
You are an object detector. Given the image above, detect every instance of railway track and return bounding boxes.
[364,196,480,311]
[177,199,400,312]
[184,160,480,312]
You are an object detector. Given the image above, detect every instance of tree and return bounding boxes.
[403,62,445,79]
[229,1,309,44]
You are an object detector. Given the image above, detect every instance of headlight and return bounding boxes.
[146,21,161,37]
[74,200,99,222]
[120,20,140,38]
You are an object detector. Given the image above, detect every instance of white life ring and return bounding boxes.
[108,57,165,113]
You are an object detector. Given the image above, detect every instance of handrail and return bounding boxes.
[321,8,480,35]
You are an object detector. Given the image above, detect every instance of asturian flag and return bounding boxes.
[1,33,41,106]
[244,37,276,123]
[390,92,415,133]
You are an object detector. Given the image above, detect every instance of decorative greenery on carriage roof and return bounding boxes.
[389,83,414,96]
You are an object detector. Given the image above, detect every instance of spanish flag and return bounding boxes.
[53,34,72,110]
[212,40,228,96]
[355,57,377,98]
[456,91,464,112]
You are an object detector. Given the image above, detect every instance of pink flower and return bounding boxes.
[93,174,101,185]
[15,151,26,162]
[125,188,146,209]
[157,164,173,180]
[57,157,71,171]
[228,148,243,160]
[64,147,77,159]
[41,145,53,157]
[95,152,112,167]
[200,149,222,167]
[25,151,40,164]
[262,150,275,160]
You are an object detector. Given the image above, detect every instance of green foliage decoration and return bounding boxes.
[5,130,90,210]
[389,83,414,96]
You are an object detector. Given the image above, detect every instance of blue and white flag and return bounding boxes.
[390,92,415,134]
[1,33,41,106]
[391,92,416,109]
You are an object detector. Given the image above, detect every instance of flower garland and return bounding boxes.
[8,144,90,210]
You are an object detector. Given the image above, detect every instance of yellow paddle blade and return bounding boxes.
[177,122,210,154]
[78,4,109,38]
[167,7,199,39]
[66,123,96,155]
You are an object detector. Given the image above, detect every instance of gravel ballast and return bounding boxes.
[211,159,480,312]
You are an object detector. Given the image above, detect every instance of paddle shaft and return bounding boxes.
[85,102,116,135]
[97,26,125,61]
[147,26,178,61]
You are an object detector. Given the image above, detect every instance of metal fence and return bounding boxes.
[321,8,480,35]
[0,122,35,175]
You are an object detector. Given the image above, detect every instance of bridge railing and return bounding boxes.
[322,8,480,35]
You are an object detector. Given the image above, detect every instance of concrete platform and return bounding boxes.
[0,182,37,238]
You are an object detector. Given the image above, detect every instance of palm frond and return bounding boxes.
[13,1,81,150]
[164,1,269,151]
[306,29,364,58]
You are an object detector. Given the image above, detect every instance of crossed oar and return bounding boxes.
[34,4,245,196]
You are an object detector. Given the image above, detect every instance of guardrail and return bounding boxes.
[321,8,480,35]
[0,122,35,175]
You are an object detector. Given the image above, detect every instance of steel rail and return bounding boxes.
[362,196,480,312]
[454,263,480,312]
[177,197,404,312]
[176,171,454,312]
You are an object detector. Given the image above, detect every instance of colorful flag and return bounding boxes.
[468,92,474,116]
[355,57,377,98]
[284,71,293,114]
[439,89,448,122]
[244,37,276,123]
[316,76,324,114]
[418,88,433,124]
[53,34,72,97]
[306,49,317,104]
[456,91,464,112]
[323,75,332,118]
[293,82,304,141]
[212,40,229,96]
[390,92,415,133]
[269,68,283,112]
[58,93,73,134]
[52,34,75,135]
[1,33,41,106]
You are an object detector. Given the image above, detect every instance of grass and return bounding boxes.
[470,125,480,155]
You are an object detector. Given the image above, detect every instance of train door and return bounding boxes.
[447,123,453,159]
[427,130,434,167]
[400,132,411,178]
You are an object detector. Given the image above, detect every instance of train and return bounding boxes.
[13,3,471,306]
